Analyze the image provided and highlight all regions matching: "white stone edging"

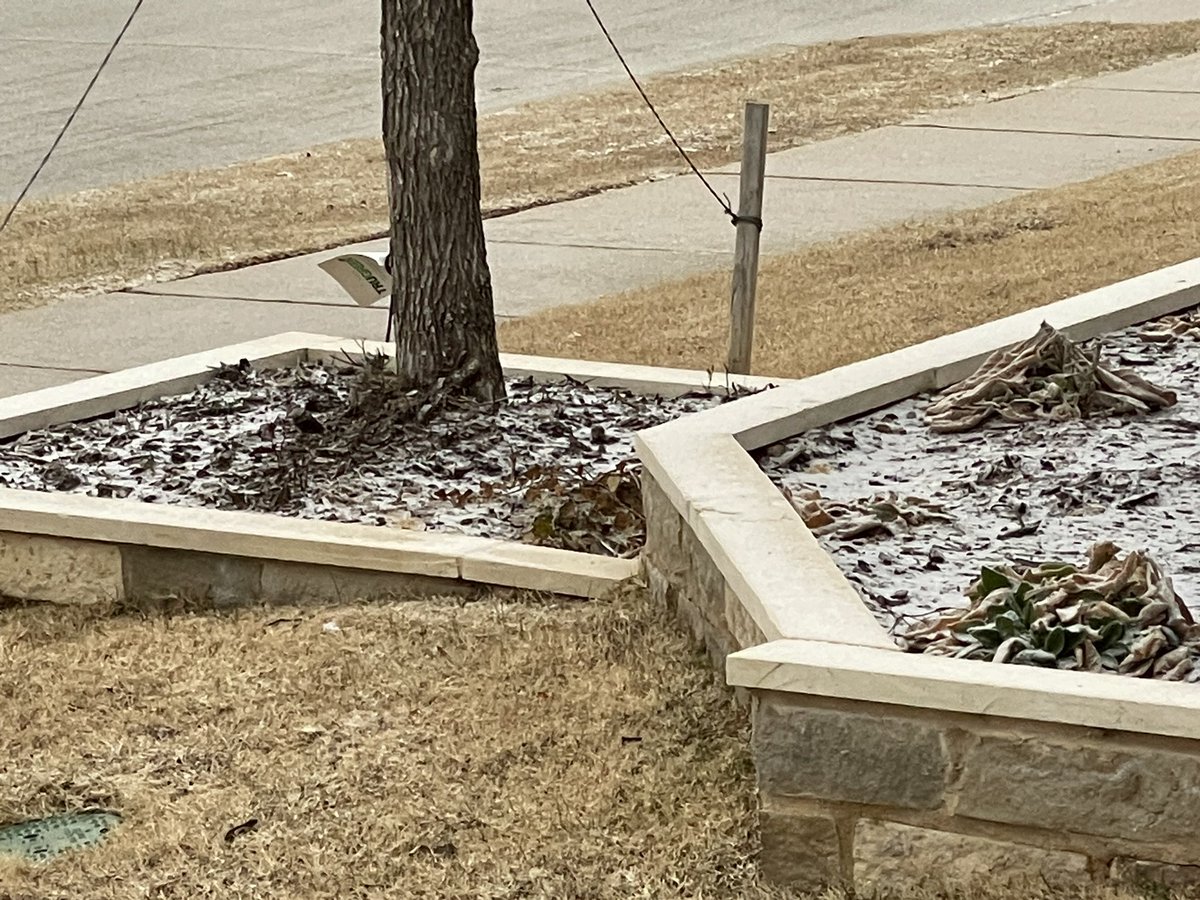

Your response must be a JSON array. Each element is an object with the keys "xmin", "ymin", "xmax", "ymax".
[
  {"xmin": 635, "ymin": 257, "xmax": 1200, "ymax": 736},
  {"xmin": 0, "ymin": 486, "xmax": 632, "ymax": 597},
  {"xmin": 0, "ymin": 333, "xmax": 781, "ymax": 599},
  {"xmin": 0, "ymin": 332, "xmax": 786, "ymax": 441},
  {"xmin": 728, "ymin": 639, "xmax": 1200, "ymax": 741}
]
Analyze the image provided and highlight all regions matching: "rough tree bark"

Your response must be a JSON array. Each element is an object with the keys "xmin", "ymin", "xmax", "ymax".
[{"xmin": 381, "ymin": 0, "xmax": 505, "ymax": 403}]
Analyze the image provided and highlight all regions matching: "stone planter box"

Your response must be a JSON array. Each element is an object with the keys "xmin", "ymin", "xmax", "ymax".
[
  {"xmin": 0, "ymin": 333, "xmax": 779, "ymax": 609},
  {"xmin": 636, "ymin": 258, "xmax": 1200, "ymax": 893}
]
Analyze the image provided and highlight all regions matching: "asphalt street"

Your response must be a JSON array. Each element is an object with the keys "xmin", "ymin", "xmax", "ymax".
[{"xmin": 1, "ymin": 0, "xmax": 1121, "ymax": 199}]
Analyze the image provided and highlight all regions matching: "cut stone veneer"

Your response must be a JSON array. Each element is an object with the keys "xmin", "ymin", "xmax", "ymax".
[
  {"xmin": 0, "ymin": 534, "xmax": 487, "ymax": 608},
  {"xmin": 0, "ymin": 530, "xmax": 123, "ymax": 605},
  {"xmin": 641, "ymin": 474, "xmax": 765, "ymax": 674},
  {"xmin": 753, "ymin": 692, "xmax": 1200, "ymax": 892},
  {"xmin": 853, "ymin": 820, "xmax": 1094, "ymax": 893}
]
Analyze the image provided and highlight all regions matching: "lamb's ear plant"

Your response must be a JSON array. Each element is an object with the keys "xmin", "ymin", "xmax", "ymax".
[
  {"xmin": 925, "ymin": 322, "xmax": 1176, "ymax": 433},
  {"xmin": 902, "ymin": 542, "xmax": 1199, "ymax": 681}
]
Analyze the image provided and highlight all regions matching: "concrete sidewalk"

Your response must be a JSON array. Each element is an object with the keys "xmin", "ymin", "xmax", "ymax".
[
  {"xmin": 3, "ymin": 48, "xmax": 1200, "ymax": 397},
  {"xmin": 1, "ymin": 0, "xmax": 1109, "ymax": 200}
]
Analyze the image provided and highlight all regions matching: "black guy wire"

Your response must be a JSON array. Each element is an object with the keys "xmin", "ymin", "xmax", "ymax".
[
  {"xmin": 583, "ymin": 0, "xmax": 758, "ymax": 230},
  {"xmin": 0, "ymin": 0, "xmax": 148, "ymax": 236}
]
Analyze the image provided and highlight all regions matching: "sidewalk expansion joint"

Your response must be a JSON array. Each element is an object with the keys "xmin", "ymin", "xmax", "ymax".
[
  {"xmin": 760, "ymin": 174, "xmax": 1031, "ymax": 192},
  {"xmin": 121, "ymin": 289, "xmax": 377, "ymax": 309},
  {"xmin": 487, "ymin": 239, "xmax": 728, "ymax": 255},
  {"xmin": 0, "ymin": 362, "xmax": 107, "ymax": 375},
  {"xmin": 899, "ymin": 123, "xmax": 1200, "ymax": 143},
  {"xmin": 2, "ymin": 34, "xmax": 377, "ymax": 60},
  {"xmin": 119, "ymin": 289, "xmax": 515, "ymax": 320},
  {"xmin": 1075, "ymin": 86, "xmax": 1200, "ymax": 97}
]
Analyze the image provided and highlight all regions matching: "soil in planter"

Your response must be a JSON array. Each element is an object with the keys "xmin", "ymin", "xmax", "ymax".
[
  {"xmin": 0, "ymin": 359, "xmax": 744, "ymax": 557},
  {"xmin": 759, "ymin": 308, "xmax": 1200, "ymax": 631}
]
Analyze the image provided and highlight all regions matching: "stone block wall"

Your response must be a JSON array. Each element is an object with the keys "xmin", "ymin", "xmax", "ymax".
[
  {"xmin": 0, "ymin": 530, "xmax": 123, "ymax": 605},
  {"xmin": 0, "ymin": 529, "xmax": 481, "ymax": 608},
  {"xmin": 755, "ymin": 690, "xmax": 1200, "ymax": 894},
  {"xmin": 641, "ymin": 474, "xmax": 766, "ymax": 675}
]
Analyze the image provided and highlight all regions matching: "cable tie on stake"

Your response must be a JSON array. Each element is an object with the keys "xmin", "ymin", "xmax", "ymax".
[{"xmin": 728, "ymin": 213, "xmax": 763, "ymax": 231}]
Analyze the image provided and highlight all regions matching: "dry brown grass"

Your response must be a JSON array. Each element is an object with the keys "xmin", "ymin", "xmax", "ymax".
[
  {"xmin": 0, "ymin": 587, "xmax": 782, "ymax": 899},
  {"xmin": 498, "ymin": 148, "xmax": 1200, "ymax": 378},
  {"xmin": 0, "ymin": 589, "xmax": 1175, "ymax": 899},
  {"xmin": 4, "ymin": 21, "xmax": 1200, "ymax": 314}
]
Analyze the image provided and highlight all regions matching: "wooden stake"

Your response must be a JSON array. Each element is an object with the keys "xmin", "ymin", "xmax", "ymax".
[{"xmin": 726, "ymin": 101, "xmax": 769, "ymax": 375}]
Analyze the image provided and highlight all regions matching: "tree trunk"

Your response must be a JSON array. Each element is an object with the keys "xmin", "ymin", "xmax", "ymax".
[{"xmin": 381, "ymin": 0, "xmax": 505, "ymax": 403}]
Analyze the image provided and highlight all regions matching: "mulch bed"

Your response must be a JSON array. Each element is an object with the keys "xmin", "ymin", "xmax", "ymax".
[
  {"xmin": 0, "ymin": 357, "xmax": 736, "ymax": 557},
  {"xmin": 759, "ymin": 309, "xmax": 1200, "ymax": 642}
]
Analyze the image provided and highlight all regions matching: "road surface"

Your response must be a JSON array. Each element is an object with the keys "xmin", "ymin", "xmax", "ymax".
[{"xmin": 1, "ymin": 0, "xmax": 1126, "ymax": 198}]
